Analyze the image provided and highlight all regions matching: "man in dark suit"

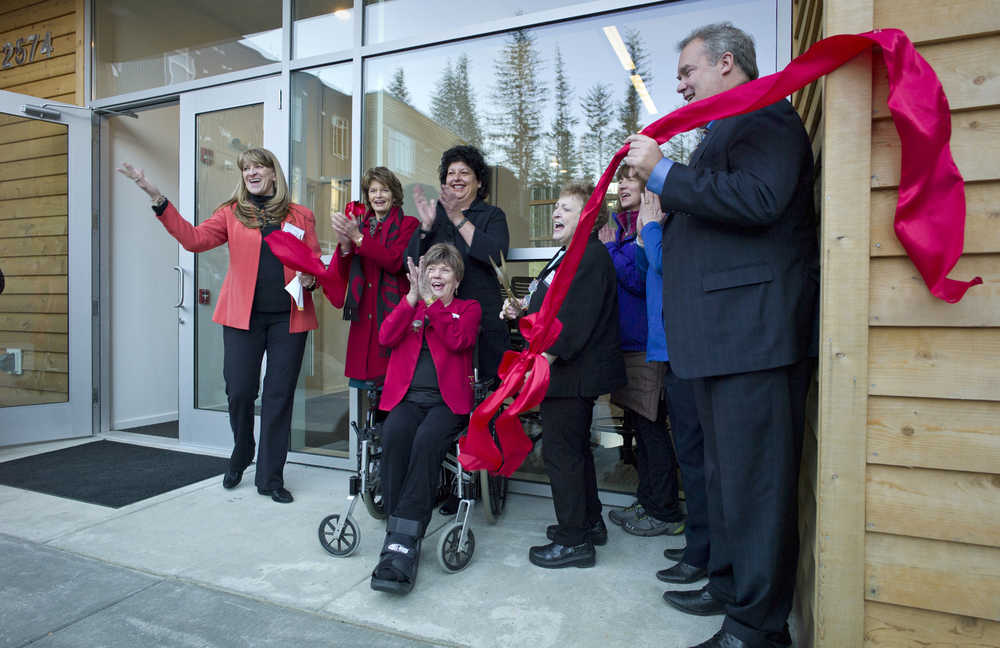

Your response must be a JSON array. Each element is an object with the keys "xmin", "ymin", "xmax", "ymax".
[{"xmin": 626, "ymin": 22, "xmax": 819, "ymax": 648}]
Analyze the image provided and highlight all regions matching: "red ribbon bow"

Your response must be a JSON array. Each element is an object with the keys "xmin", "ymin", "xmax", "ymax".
[{"xmin": 459, "ymin": 28, "xmax": 983, "ymax": 477}]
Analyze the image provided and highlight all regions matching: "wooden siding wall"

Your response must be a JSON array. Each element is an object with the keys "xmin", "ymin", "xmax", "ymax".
[
  {"xmin": 0, "ymin": 0, "xmax": 83, "ymax": 407},
  {"xmin": 864, "ymin": 0, "xmax": 1000, "ymax": 643},
  {"xmin": 791, "ymin": 1, "xmax": 824, "ymax": 645}
]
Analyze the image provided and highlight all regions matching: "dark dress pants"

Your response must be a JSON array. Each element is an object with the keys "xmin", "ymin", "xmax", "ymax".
[
  {"xmin": 222, "ymin": 311, "xmax": 307, "ymax": 491},
  {"xmin": 632, "ymin": 403, "xmax": 683, "ymax": 523},
  {"xmin": 380, "ymin": 400, "xmax": 465, "ymax": 530},
  {"xmin": 694, "ymin": 358, "xmax": 812, "ymax": 647},
  {"xmin": 663, "ymin": 363, "xmax": 709, "ymax": 568},
  {"xmin": 541, "ymin": 396, "xmax": 602, "ymax": 546}
]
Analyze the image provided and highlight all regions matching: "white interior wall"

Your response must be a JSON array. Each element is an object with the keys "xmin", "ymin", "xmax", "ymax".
[{"xmin": 108, "ymin": 104, "xmax": 180, "ymax": 429}]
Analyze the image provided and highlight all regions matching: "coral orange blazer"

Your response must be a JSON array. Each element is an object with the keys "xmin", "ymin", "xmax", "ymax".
[{"xmin": 157, "ymin": 201, "xmax": 321, "ymax": 333}]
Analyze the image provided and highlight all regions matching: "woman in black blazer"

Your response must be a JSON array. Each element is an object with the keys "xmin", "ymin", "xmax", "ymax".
[{"xmin": 502, "ymin": 181, "xmax": 626, "ymax": 569}]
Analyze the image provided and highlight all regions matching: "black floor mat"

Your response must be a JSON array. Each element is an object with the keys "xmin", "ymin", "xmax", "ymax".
[{"xmin": 0, "ymin": 440, "xmax": 230, "ymax": 508}]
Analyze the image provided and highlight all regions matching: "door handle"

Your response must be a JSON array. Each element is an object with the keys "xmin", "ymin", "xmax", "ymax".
[{"xmin": 173, "ymin": 265, "xmax": 184, "ymax": 308}]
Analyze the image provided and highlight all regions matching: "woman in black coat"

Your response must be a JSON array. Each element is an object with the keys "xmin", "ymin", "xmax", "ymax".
[
  {"xmin": 502, "ymin": 181, "xmax": 626, "ymax": 569},
  {"xmin": 406, "ymin": 145, "xmax": 510, "ymax": 382}
]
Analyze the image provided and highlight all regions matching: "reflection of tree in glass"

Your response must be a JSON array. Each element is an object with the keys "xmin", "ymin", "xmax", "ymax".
[
  {"xmin": 616, "ymin": 27, "xmax": 653, "ymax": 143},
  {"xmin": 430, "ymin": 55, "xmax": 483, "ymax": 148},
  {"xmin": 547, "ymin": 46, "xmax": 579, "ymax": 188},
  {"xmin": 664, "ymin": 117, "xmax": 700, "ymax": 166},
  {"xmin": 388, "ymin": 67, "xmax": 411, "ymax": 104},
  {"xmin": 581, "ymin": 83, "xmax": 614, "ymax": 181},
  {"xmin": 491, "ymin": 30, "xmax": 546, "ymax": 184}
]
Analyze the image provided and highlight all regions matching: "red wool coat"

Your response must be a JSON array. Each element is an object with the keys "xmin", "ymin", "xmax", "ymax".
[
  {"xmin": 378, "ymin": 297, "xmax": 481, "ymax": 415},
  {"xmin": 332, "ymin": 208, "xmax": 419, "ymax": 381},
  {"xmin": 157, "ymin": 201, "xmax": 321, "ymax": 333}
]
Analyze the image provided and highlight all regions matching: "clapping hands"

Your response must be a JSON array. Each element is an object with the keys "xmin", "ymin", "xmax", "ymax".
[
  {"xmin": 405, "ymin": 256, "xmax": 431, "ymax": 306},
  {"xmin": 413, "ymin": 186, "xmax": 437, "ymax": 232}
]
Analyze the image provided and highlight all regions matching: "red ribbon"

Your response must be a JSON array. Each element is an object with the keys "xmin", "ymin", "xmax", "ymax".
[
  {"xmin": 460, "ymin": 28, "xmax": 983, "ymax": 476},
  {"xmin": 263, "ymin": 200, "xmax": 369, "ymax": 308}
]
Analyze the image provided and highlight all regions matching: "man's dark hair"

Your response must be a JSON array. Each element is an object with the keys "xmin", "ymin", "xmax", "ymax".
[
  {"xmin": 679, "ymin": 22, "xmax": 759, "ymax": 81},
  {"xmin": 438, "ymin": 145, "xmax": 490, "ymax": 200}
]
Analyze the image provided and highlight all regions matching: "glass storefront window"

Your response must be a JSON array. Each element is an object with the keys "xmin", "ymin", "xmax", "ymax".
[
  {"xmin": 364, "ymin": 0, "xmax": 777, "ymax": 491},
  {"xmin": 288, "ymin": 64, "xmax": 354, "ymax": 457},
  {"xmin": 364, "ymin": 0, "xmax": 776, "ymax": 250},
  {"xmin": 364, "ymin": 0, "xmax": 584, "ymax": 45},
  {"xmin": 294, "ymin": 0, "xmax": 354, "ymax": 59},
  {"xmin": 93, "ymin": 0, "xmax": 281, "ymax": 99}
]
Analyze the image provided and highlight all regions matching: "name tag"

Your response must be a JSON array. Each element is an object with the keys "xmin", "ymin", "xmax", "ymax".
[{"xmin": 282, "ymin": 222, "xmax": 305, "ymax": 240}]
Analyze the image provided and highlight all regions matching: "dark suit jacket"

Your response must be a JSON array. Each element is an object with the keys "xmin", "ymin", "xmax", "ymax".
[
  {"xmin": 378, "ymin": 297, "xmax": 482, "ymax": 415},
  {"xmin": 527, "ymin": 234, "xmax": 627, "ymax": 398},
  {"xmin": 406, "ymin": 198, "xmax": 510, "ymax": 378},
  {"xmin": 659, "ymin": 99, "xmax": 819, "ymax": 379}
]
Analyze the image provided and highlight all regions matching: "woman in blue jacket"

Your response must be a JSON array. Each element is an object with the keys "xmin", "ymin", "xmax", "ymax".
[
  {"xmin": 635, "ymin": 190, "xmax": 711, "ymax": 586},
  {"xmin": 601, "ymin": 164, "xmax": 683, "ymax": 538}
]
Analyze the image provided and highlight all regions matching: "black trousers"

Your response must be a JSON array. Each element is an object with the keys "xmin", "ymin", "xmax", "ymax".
[
  {"xmin": 380, "ymin": 400, "xmax": 465, "ymax": 531},
  {"xmin": 631, "ymin": 403, "xmax": 683, "ymax": 522},
  {"xmin": 222, "ymin": 311, "xmax": 307, "ymax": 491},
  {"xmin": 695, "ymin": 358, "xmax": 812, "ymax": 646},
  {"xmin": 663, "ymin": 363, "xmax": 709, "ymax": 568},
  {"xmin": 541, "ymin": 396, "xmax": 602, "ymax": 546}
]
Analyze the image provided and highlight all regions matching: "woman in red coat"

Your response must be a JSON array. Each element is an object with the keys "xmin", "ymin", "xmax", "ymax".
[
  {"xmin": 330, "ymin": 167, "xmax": 419, "ymax": 385},
  {"xmin": 370, "ymin": 243, "xmax": 481, "ymax": 595},
  {"xmin": 117, "ymin": 149, "xmax": 320, "ymax": 504}
]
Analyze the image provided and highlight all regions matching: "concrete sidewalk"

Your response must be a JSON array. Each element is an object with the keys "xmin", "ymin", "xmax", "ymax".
[{"xmin": 0, "ymin": 436, "xmax": 732, "ymax": 648}]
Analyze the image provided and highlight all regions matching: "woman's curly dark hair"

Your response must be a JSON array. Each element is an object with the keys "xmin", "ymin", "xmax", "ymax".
[{"xmin": 438, "ymin": 145, "xmax": 490, "ymax": 201}]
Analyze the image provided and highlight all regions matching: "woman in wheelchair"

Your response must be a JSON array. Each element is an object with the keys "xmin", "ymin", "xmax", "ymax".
[{"xmin": 372, "ymin": 242, "xmax": 482, "ymax": 594}]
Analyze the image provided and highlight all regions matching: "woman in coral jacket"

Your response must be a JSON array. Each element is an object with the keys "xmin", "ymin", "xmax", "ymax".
[
  {"xmin": 329, "ymin": 167, "xmax": 419, "ymax": 385},
  {"xmin": 370, "ymin": 243, "xmax": 481, "ymax": 595},
  {"xmin": 117, "ymin": 149, "xmax": 320, "ymax": 504}
]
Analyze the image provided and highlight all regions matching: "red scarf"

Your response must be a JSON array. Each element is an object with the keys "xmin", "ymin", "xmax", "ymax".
[{"xmin": 458, "ymin": 28, "xmax": 983, "ymax": 477}]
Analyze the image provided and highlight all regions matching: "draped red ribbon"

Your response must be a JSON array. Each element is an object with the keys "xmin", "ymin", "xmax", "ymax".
[
  {"xmin": 263, "ymin": 200, "xmax": 368, "ymax": 308},
  {"xmin": 459, "ymin": 28, "xmax": 983, "ymax": 476}
]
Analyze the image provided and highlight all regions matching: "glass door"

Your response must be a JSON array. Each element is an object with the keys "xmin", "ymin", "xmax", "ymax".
[
  {"xmin": 0, "ymin": 90, "xmax": 93, "ymax": 446},
  {"xmin": 177, "ymin": 78, "xmax": 286, "ymax": 448}
]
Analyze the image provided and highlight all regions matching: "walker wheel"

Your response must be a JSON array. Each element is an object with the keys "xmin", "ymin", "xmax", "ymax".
[
  {"xmin": 318, "ymin": 514, "xmax": 360, "ymax": 557},
  {"xmin": 437, "ymin": 523, "xmax": 475, "ymax": 573},
  {"xmin": 479, "ymin": 469, "xmax": 507, "ymax": 524}
]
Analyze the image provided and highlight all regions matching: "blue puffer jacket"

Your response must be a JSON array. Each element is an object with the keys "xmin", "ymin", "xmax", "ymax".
[
  {"xmin": 636, "ymin": 221, "xmax": 668, "ymax": 362},
  {"xmin": 605, "ymin": 210, "xmax": 647, "ymax": 352}
]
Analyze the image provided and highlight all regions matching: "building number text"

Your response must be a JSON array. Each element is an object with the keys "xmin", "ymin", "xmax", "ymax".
[{"xmin": 2, "ymin": 32, "xmax": 54, "ymax": 69}]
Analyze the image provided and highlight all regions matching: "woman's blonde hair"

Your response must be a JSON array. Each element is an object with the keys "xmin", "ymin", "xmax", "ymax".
[
  {"xmin": 422, "ymin": 242, "xmax": 465, "ymax": 282},
  {"xmin": 220, "ymin": 147, "xmax": 291, "ymax": 228}
]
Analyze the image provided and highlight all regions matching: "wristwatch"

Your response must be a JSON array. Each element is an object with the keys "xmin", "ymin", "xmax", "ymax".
[{"xmin": 151, "ymin": 195, "xmax": 167, "ymax": 210}]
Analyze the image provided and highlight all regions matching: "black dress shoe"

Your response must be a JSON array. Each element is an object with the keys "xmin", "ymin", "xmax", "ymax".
[
  {"xmin": 528, "ymin": 541, "xmax": 595, "ymax": 569},
  {"xmin": 657, "ymin": 561, "xmax": 707, "ymax": 584},
  {"xmin": 662, "ymin": 585, "xmax": 725, "ymax": 616},
  {"xmin": 222, "ymin": 469, "xmax": 243, "ymax": 489},
  {"xmin": 546, "ymin": 517, "xmax": 608, "ymax": 546},
  {"xmin": 257, "ymin": 487, "xmax": 293, "ymax": 503},
  {"xmin": 663, "ymin": 546, "xmax": 686, "ymax": 562},
  {"xmin": 689, "ymin": 630, "xmax": 750, "ymax": 648}
]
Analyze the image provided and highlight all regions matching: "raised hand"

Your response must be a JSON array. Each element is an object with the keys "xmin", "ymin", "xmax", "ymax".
[
  {"xmin": 597, "ymin": 222, "xmax": 616, "ymax": 244},
  {"xmin": 405, "ymin": 257, "xmax": 421, "ymax": 305},
  {"xmin": 437, "ymin": 183, "xmax": 464, "ymax": 224},
  {"xmin": 412, "ymin": 185, "xmax": 437, "ymax": 232},
  {"xmin": 638, "ymin": 189, "xmax": 667, "ymax": 225},
  {"xmin": 117, "ymin": 162, "xmax": 162, "ymax": 202},
  {"xmin": 331, "ymin": 211, "xmax": 356, "ymax": 250}
]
